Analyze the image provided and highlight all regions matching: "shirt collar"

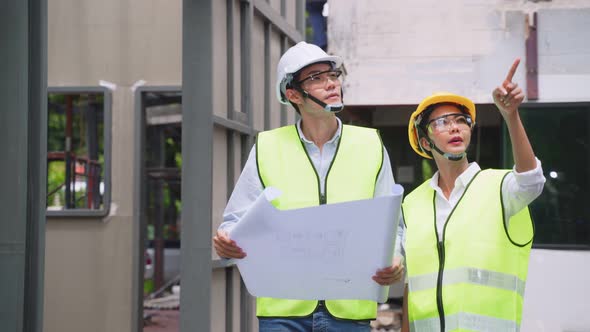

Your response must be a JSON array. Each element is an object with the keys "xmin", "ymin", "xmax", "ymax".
[
  {"xmin": 430, "ymin": 162, "xmax": 481, "ymax": 191},
  {"xmin": 296, "ymin": 117, "xmax": 342, "ymax": 145}
]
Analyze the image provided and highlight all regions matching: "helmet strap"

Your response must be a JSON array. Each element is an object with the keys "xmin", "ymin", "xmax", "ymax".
[
  {"xmin": 417, "ymin": 126, "xmax": 466, "ymax": 161},
  {"xmin": 294, "ymin": 86, "xmax": 344, "ymax": 113},
  {"xmin": 428, "ymin": 139, "xmax": 466, "ymax": 161}
]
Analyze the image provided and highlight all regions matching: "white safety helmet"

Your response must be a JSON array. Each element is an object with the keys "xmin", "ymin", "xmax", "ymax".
[{"xmin": 276, "ymin": 41, "xmax": 343, "ymax": 105}]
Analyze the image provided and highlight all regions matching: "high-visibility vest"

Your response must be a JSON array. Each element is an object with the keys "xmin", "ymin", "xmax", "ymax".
[
  {"xmin": 255, "ymin": 124, "xmax": 384, "ymax": 320},
  {"xmin": 402, "ymin": 169, "xmax": 534, "ymax": 331}
]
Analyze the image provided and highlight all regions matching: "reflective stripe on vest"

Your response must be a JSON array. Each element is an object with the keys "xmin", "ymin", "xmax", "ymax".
[
  {"xmin": 255, "ymin": 124, "xmax": 383, "ymax": 320},
  {"xmin": 409, "ymin": 267, "xmax": 526, "ymax": 297},
  {"xmin": 411, "ymin": 312, "xmax": 520, "ymax": 332},
  {"xmin": 402, "ymin": 169, "xmax": 534, "ymax": 331}
]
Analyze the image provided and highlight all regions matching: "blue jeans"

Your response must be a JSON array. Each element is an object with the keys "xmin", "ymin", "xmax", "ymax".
[{"xmin": 258, "ymin": 305, "xmax": 371, "ymax": 332}]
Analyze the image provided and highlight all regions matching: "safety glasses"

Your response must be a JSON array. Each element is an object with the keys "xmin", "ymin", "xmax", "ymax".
[
  {"xmin": 427, "ymin": 113, "xmax": 473, "ymax": 134},
  {"xmin": 296, "ymin": 69, "xmax": 343, "ymax": 88}
]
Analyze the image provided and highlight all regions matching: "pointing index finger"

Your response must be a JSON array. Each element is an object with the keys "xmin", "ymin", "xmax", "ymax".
[{"xmin": 505, "ymin": 58, "xmax": 521, "ymax": 83}]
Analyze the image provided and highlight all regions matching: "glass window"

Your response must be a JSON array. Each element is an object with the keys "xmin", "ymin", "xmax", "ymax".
[
  {"xmin": 46, "ymin": 88, "xmax": 111, "ymax": 216},
  {"xmin": 504, "ymin": 103, "xmax": 590, "ymax": 248}
]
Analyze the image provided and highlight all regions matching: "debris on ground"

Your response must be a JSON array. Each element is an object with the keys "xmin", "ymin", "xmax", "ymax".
[
  {"xmin": 144, "ymin": 293, "xmax": 180, "ymax": 310},
  {"xmin": 371, "ymin": 303, "xmax": 403, "ymax": 332}
]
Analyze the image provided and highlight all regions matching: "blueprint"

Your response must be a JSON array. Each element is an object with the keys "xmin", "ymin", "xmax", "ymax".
[{"xmin": 229, "ymin": 185, "xmax": 403, "ymax": 303}]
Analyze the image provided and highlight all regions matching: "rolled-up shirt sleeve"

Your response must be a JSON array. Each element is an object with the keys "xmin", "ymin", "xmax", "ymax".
[
  {"xmin": 219, "ymin": 146, "xmax": 263, "ymax": 233},
  {"xmin": 502, "ymin": 157, "xmax": 546, "ymax": 223},
  {"xmin": 374, "ymin": 148, "xmax": 394, "ymax": 198},
  {"xmin": 374, "ymin": 148, "xmax": 405, "ymax": 261}
]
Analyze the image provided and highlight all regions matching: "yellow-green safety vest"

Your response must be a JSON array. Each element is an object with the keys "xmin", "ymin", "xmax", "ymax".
[
  {"xmin": 255, "ymin": 124, "xmax": 383, "ymax": 320},
  {"xmin": 402, "ymin": 169, "xmax": 534, "ymax": 332}
]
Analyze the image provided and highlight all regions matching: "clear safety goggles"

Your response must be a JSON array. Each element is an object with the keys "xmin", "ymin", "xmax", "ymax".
[
  {"xmin": 297, "ymin": 69, "xmax": 343, "ymax": 88},
  {"xmin": 427, "ymin": 113, "xmax": 473, "ymax": 134}
]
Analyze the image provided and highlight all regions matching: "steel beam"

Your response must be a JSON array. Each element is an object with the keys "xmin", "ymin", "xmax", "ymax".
[
  {"xmin": 253, "ymin": 0, "xmax": 303, "ymax": 43},
  {"xmin": 0, "ymin": 0, "xmax": 47, "ymax": 331},
  {"xmin": 181, "ymin": 0, "xmax": 214, "ymax": 331}
]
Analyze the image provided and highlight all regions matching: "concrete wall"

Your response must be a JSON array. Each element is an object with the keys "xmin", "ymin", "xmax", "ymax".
[
  {"xmin": 328, "ymin": 0, "xmax": 590, "ymax": 105},
  {"xmin": 523, "ymin": 250, "xmax": 590, "ymax": 332},
  {"xmin": 537, "ymin": 8, "xmax": 590, "ymax": 102}
]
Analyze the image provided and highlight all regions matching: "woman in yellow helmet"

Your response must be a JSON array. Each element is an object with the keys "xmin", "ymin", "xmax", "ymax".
[{"xmin": 401, "ymin": 59, "xmax": 546, "ymax": 332}]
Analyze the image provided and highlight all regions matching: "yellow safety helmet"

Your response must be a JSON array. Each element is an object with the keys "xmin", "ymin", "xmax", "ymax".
[{"xmin": 408, "ymin": 92, "xmax": 476, "ymax": 159}]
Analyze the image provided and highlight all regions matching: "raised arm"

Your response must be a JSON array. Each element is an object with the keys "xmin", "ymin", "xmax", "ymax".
[{"xmin": 492, "ymin": 58, "xmax": 537, "ymax": 173}]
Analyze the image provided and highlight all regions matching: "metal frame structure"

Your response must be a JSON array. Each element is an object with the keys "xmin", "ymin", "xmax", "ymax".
[
  {"xmin": 132, "ymin": 80, "xmax": 262, "ymax": 329},
  {"xmin": 134, "ymin": 86, "xmax": 186, "ymax": 332},
  {"xmin": 45, "ymin": 86, "xmax": 112, "ymax": 218},
  {"xmin": 132, "ymin": 84, "xmax": 259, "ymax": 332},
  {"xmin": 2, "ymin": 0, "xmax": 303, "ymax": 330},
  {"xmin": 133, "ymin": 0, "xmax": 304, "ymax": 331}
]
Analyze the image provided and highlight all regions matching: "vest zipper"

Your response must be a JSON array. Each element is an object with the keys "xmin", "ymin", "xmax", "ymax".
[
  {"xmin": 436, "ymin": 241, "xmax": 446, "ymax": 332},
  {"xmin": 432, "ymin": 170, "xmax": 482, "ymax": 331},
  {"xmin": 432, "ymin": 190, "xmax": 446, "ymax": 332},
  {"xmin": 320, "ymin": 193, "xmax": 327, "ymax": 205}
]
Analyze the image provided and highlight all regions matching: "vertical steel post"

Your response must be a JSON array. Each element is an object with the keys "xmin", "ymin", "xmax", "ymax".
[
  {"xmin": 226, "ymin": 1, "xmax": 236, "ymax": 331},
  {"xmin": 264, "ymin": 22, "xmax": 272, "ymax": 130},
  {"xmin": 65, "ymin": 95, "xmax": 73, "ymax": 208},
  {"xmin": 0, "ymin": 0, "xmax": 47, "ymax": 331},
  {"xmin": 181, "ymin": 0, "xmax": 214, "ymax": 331},
  {"xmin": 240, "ymin": 2, "xmax": 255, "ymax": 331},
  {"xmin": 525, "ymin": 12, "xmax": 539, "ymax": 100}
]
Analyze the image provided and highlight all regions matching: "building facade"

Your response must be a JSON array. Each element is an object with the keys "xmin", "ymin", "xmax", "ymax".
[{"xmin": 44, "ymin": 1, "xmax": 303, "ymax": 331}]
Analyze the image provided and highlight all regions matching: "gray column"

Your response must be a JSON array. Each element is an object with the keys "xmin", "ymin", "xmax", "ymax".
[
  {"xmin": 181, "ymin": 0, "xmax": 214, "ymax": 331},
  {"xmin": 0, "ymin": 0, "xmax": 47, "ymax": 331}
]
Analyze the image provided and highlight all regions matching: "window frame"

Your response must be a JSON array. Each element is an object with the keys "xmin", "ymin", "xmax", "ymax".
[
  {"xmin": 506, "ymin": 101, "xmax": 590, "ymax": 250},
  {"xmin": 46, "ymin": 86, "xmax": 112, "ymax": 218}
]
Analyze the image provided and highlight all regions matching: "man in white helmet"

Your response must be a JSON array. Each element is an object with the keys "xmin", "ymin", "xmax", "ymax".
[{"xmin": 213, "ymin": 41, "xmax": 404, "ymax": 331}]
